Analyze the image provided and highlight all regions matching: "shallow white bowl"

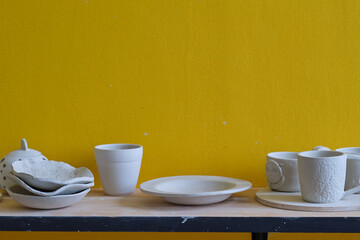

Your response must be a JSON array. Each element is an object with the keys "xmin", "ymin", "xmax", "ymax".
[
  {"xmin": 140, "ymin": 175, "xmax": 252, "ymax": 205},
  {"xmin": 7, "ymin": 173, "xmax": 94, "ymax": 196},
  {"xmin": 12, "ymin": 159, "xmax": 94, "ymax": 191},
  {"xmin": 7, "ymin": 185, "xmax": 90, "ymax": 209}
]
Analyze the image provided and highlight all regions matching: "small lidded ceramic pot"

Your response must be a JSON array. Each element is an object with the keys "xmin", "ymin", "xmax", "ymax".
[
  {"xmin": 265, "ymin": 152, "xmax": 300, "ymax": 192},
  {"xmin": 0, "ymin": 139, "xmax": 48, "ymax": 191}
]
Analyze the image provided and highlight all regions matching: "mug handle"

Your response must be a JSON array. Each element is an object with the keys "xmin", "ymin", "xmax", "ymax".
[
  {"xmin": 344, "ymin": 185, "xmax": 360, "ymax": 197},
  {"xmin": 313, "ymin": 146, "xmax": 331, "ymax": 151}
]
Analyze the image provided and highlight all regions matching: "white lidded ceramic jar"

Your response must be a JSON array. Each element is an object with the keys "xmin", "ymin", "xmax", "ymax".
[{"xmin": 0, "ymin": 139, "xmax": 48, "ymax": 191}]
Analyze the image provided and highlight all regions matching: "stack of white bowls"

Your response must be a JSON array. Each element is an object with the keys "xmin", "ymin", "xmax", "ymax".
[{"xmin": 6, "ymin": 159, "xmax": 94, "ymax": 209}]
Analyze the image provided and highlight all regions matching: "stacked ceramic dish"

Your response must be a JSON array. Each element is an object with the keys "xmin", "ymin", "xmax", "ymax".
[
  {"xmin": 7, "ymin": 159, "xmax": 94, "ymax": 209},
  {"xmin": 0, "ymin": 139, "xmax": 94, "ymax": 209}
]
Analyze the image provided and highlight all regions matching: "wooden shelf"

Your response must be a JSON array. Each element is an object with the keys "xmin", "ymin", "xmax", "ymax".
[{"xmin": 1, "ymin": 188, "xmax": 360, "ymax": 238}]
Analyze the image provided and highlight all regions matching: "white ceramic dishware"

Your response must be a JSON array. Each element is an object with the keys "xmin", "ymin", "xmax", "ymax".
[
  {"xmin": 0, "ymin": 139, "xmax": 48, "ymax": 191},
  {"xmin": 95, "ymin": 143, "xmax": 143, "ymax": 196},
  {"xmin": 7, "ymin": 173, "xmax": 94, "ymax": 196},
  {"xmin": 140, "ymin": 175, "xmax": 252, "ymax": 205},
  {"xmin": 12, "ymin": 159, "xmax": 94, "ymax": 191},
  {"xmin": 297, "ymin": 150, "xmax": 360, "ymax": 203},
  {"xmin": 265, "ymin": 152, "xmax": 300, "ymax": 192},
  {"xmin": 7, "ymin": 185, "xmax": 90, "ymax": 209},
  {"xmin": 314, "ymin": 146, "xmax": 360, "ymax": 193},
  {"xmin": 336, "ymin": 147, "xmax": 360, "ymax": 193}
]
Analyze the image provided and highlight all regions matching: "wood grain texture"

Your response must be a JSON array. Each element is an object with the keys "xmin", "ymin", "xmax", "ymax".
[
  {"xmin": 2, "ymin": 188, "xmax": 360, "ymax": 217},
  {"xmin": 256, "ymin": 189, "xmax": 360, "ymax": 212}
]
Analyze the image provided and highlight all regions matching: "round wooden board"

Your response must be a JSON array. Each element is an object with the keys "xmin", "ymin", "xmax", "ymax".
[{"xmin": 256, "ymin": 189, "xmax": 360, "ymax": 212}]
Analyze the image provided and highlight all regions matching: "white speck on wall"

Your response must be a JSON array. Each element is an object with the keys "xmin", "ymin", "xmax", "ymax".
[
  {"xmin": 275, "ymin": 136, "xmax": 279, "ymax": 139},
  {"xmin": 256, "ymin": 142, "xmax": 258, "ymax": 144},
  {"xmin": 204, "ymin": 124, "xmax": 206, "ymax": 127},
  {"xmin": 113, "ymin": 16, "xmax": 116, "ymax": 18},
  {"xmin": 144, "ymin": 132, "xmax": 148, "ymax": 136},
  {"xmin": 223, "ymin": 121, "xmax": 226, "ymax": 125},
  {"xmin": 85, "ymin": 0, "xmax": 87, "ymax": 3},
  {"xmin": 110, "ymin": 84, "xmax": 112, "ymax": 87}
]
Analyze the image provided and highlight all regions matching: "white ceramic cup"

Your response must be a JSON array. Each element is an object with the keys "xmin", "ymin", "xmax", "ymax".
[
  {"xmin": 314, "ymin": 146, "xmax": 360, "ymax": 193},
  {"xmin": 297, "ymin": 150, "xmax": 360, "ymax": 203},
  {"xmin": 265, "ymin": 152, "xmax": 300, "ymax": 192},
  {"xmin": 94, "ymin": 144, "xmax": 143, "ymax": 196},
  {"xmin": 336, "ymin": 147, "xmax": 360, "ymax": 193}
]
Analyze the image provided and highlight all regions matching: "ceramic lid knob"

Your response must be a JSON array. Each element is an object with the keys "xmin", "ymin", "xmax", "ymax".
[
  {"xmin": 20, "ymin": 138, "xmax": 28, "ymax": 151},
  {"xmin": 5, "ymin": 139, "xmax": 42, "ymax": 158}
]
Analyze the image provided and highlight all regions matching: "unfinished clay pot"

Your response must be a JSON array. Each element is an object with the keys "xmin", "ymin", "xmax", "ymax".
[{"xmin": 266, "ymin": 152, "xmax": 300, "ymax": 192}]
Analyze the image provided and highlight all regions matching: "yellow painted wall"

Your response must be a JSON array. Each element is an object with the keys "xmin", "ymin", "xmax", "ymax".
[{"xmin": 1, "ymin": 0, "xmax": 360, "ymax": 239}]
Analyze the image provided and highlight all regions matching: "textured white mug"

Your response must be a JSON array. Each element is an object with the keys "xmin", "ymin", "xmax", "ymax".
[
  {"xmin": 298, "ymin": 150, "xmax": 360, "ymax": 203},
  {"xmin": 95, "ymin": 143, "xmax": 143, "ymax": 196},
  {"xmin": 336, "ymin": 147, "xmax": 360, "ymax": 193},
  {"xmin": 314, "ymin": 146, "xmax": 360, "ymax": 193}
]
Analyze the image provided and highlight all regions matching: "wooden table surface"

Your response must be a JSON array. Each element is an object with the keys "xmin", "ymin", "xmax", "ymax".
[
  {"xmin": 1, "ymin": 188, "xmax": 360, "ymax": 217},
  {"xmin": 1, "ymin": 188, "xmax": 360, "ymax": 235}
]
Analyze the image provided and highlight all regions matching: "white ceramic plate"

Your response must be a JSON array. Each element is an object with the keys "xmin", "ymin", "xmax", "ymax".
[
  {"xmin": 7, "ymin": 185, "xmax": 90, "ymax": 209},
  {"xmin": 12, "ymin": 159, "xmax": 94, "ymax": 191},
  {"xmin": 7, "ymin": 173, "xmax": 94, "ymax": 196},
  {"xmin": 140, "ymin": 175, "xmax": 252, "ymax": 205}
]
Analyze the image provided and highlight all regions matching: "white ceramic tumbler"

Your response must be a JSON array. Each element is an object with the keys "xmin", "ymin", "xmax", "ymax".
[{"xmin": 95, "ymin": 144, "xmax": 143, "ymax": 196}]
